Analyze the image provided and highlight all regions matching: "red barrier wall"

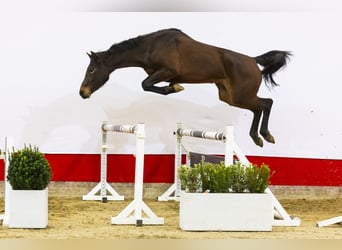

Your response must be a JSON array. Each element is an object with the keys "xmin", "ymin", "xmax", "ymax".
[{"xmin": 2, "ymin": 154, "xmax": 342, "ymax": 186}]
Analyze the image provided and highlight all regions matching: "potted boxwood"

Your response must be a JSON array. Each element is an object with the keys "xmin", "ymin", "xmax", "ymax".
[
  {"xmin": 178, "ymin": 161, "xmax": 273, "ymax": 231},
  {"xmin": 6, "ymin": 144, "xmax": 52, "ymax": 228}
]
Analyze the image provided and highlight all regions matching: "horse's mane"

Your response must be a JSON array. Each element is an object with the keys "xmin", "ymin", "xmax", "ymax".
[
  {"xmin": 108, "ymin": 28, "xmax": 183, "ymax": 53},
  {"xmin": 108, "ymin": 37, "xmax": 142, "ymax": 53}
]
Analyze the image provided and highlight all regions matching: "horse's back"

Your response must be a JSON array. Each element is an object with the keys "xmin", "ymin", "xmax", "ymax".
[
  {"xmin": 146, "ymin": 28, "xmax": 189, "ymax": 47},
  {"xmin": 145, "ymin": 29, "xmax": 189, "ymax": 62},
  {"xmin": 175, "ymin": 34, "xmax": 259, "ymax": 82},
  {"xmin": 146, "ymin": 29, "xmax": 261, "ymax": 83}
]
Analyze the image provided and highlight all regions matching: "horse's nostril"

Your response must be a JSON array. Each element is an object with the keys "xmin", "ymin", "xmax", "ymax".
[{"xmin": 79, "ymin": 91, "xmax": 86, "ymax": 98}]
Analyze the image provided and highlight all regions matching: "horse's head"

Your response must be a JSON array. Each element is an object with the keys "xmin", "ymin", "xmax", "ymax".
[{"xmin": 79, "ymin": 51, "xmax": 111, "ymax": 99}]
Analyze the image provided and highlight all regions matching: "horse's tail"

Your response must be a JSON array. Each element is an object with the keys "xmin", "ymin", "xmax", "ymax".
[{"xmin": 254, "ymin": 50, "xmax": 292, "ymax": 87}]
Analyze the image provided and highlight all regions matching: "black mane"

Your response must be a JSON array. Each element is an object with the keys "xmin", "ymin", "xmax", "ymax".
[
  {"xmin": 109, "ymin": 37, "xmax": 143, "ymax": 53},
  {"xmin": 108, "ymin": 28, "xmax": 183, "ymax": 53}
]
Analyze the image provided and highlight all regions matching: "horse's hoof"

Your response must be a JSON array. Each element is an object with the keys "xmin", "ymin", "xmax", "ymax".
[
  {"xmin": 262, "ymin": 133, "xmax": 275, "ymax": 144},
  {"xmin": 252, "ymin": 137, "xmax": 263, "ymax": 147},
  {"xmin": 172, "ymin": 83, "xmax": 184, "ymax": 92},
  {"xmin": 266, "ymin": 135, "xmax": 275, "ymax": 144}
]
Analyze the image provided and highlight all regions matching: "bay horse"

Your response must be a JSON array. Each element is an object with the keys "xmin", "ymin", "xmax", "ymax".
[{"xmin": 79, "ymin": 28, "xmax": 291, "ymax": 147}]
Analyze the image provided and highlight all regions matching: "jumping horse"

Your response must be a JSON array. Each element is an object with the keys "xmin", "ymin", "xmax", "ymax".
[{"xmin": 79, "ymin": 28, "xmax": 291, "ymax": 147}]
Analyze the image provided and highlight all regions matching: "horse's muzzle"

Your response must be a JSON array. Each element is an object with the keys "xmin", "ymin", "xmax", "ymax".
[{"xmin": 79, "ymin": 85, "xmax": 91, "ymax": 99}]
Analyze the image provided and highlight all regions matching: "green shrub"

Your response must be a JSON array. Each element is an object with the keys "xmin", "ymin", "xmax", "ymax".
[
  {"xmin": 7, "ymin": 145, "xmax": 52, "ymax": 190},
  {"xmin": 197, "ymin": 161, "xmax": 231, "ymax": 193},
  {"xmin": 246, "ymin": 163, "xmax": 272, "ymax": 193},
  {"xmin": 178, "ymin": 161, "xmax": 271, "ymax": 193},
  {"xmin": 178, "ymin": 164, "xmax": 201, "ymax": 192},
  {"xmin": 228, "ymin": 162, "xmax": 248, "ymax": 193}
]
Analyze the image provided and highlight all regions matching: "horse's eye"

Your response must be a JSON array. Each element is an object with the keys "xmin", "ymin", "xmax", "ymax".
[{"xmin": 90, "ymin": 68, "xmax": 97, "ymax": 74}]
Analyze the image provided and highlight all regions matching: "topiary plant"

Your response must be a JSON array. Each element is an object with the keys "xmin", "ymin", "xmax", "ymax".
[{"xmin": 7, "ymin": 144, "xmax": 52, "ymax": 190}]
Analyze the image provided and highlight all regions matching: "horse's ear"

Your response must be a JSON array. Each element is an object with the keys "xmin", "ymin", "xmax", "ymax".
[
  {"xmin": 87, "ymin": 51, "xmax": 97, "ymax": 58},
  {"xmin": 87, "ymin": 51, "xmax": 101, "ymax": 64}
]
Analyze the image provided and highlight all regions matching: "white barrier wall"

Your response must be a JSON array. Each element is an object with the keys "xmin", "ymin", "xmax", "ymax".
[{"xmin": 1, "ymin": 8, "xmax": 342, "ymax": 160}]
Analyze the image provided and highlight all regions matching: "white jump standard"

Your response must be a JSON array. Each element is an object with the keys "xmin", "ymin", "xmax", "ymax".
[
  {"xmin": 159, "ymin": 123, "xmax": 300, "ymax": 227},
  {"xmin": 82, "ymin": 122, "xmax": 125, "ymax": 202},
  {"xmin": 108, "ymin": 122, "xmax": 164, "ymax": 226}
]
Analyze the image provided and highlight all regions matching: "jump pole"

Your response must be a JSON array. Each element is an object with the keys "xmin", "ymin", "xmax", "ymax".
[
  {"xmin": 158, "ymin": 123, "xmax": 300, "ymax": 227},
  {"xmin": 0, "ymin": 136, "xmax": 14, "ymax": 227},
  {"xmin": 110, "ymin": 122, "xmax": 164, "ymax": 226},
  {"xmin": 82, "ymin": 121, "xmax": 124, "ymax": 202}
]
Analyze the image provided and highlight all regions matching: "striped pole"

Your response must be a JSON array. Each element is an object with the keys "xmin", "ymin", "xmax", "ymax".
[
  {"xmin": 102, "ymin": 124, "xmax": 136, "ymax": 134},
  {"xmin": 177, "ymin": 128, "xmax": 225, "ymax": 141}
]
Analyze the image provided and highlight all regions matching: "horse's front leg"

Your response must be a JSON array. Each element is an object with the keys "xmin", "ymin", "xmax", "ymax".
[{"xmin": 141, "ymin": 70, "xmax": 183, "ymax": 95}]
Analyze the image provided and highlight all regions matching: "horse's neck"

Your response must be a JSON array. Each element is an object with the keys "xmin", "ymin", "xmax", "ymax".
[{"xmin": 105, "ymin": 43, "xmax": 147, "ymax": 70}]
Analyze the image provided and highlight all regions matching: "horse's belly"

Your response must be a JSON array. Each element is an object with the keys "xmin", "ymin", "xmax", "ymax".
[{"xmin": 178, "ymin": 68, "xmax": 225, "ymax": 83}]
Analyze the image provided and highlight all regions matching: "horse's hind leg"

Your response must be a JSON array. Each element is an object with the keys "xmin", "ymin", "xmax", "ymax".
[
  {"xmin": 248, "ymin": 97, "xmax": 275, "ymax": 146},
  {"xmin": 216, "ymin": 83, "xmax": 265, "ymax": 147},
  {"xmin": 259, "ymin": 98, "xmax": 275, "ymax": 143},
  {"xmin": 250, "ymin": 110, "xmax": 264, "ymax": 147},
  {"xmin": 249, "ymin": 97, "xmax": 275, "ymax": 146},
  {"xmin": 216, "ymin": 82, "xmax": 274, "ymax": 147}
]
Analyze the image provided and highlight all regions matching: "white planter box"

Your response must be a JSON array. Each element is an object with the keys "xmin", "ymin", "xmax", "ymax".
[
  {"xmin": 8, "ymin": 188, "xmax": 48, "ymax": 228},
  {"xmin": 180, "ymin": 191, "xmax": 273, "ymax": 231}
]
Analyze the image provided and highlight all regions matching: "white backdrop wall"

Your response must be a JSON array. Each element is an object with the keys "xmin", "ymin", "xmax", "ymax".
[{"xmin": 1, "ymin": 11, "xmax": 342, "ymax": 159}]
